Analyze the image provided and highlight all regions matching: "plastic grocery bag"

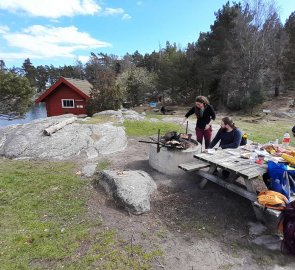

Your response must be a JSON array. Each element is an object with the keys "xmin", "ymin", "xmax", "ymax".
[{"xmin": 267, "ymin": 161, "xmax": 295, "ymax": 200}]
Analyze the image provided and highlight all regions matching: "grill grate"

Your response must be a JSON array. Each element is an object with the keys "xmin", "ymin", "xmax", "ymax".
[{"xmin": 139, "ymin": 130, "xmax": 198, "ymax": 153}]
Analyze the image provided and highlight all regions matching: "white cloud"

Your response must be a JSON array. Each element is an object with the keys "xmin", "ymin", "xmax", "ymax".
[
  {"xmin": 0, "ymin": 25, "xmax": 111, "ymax": 61},
  {"xmin": 103, "ymin": 7, "xmax": 124, "ymax": 16},
  {"xmin": 0, "ymin": 0, "xmax": 101, "ymax": 18},
  {"xmin": 0, "ymin": 25, "xmax": 10, "ymax": 34},
  {"xmin": 122, "ymin": 14, "xmax": 132, "ymax": 20},
  {"xmin": 0, "ymin": 1, "xmax": 130, "ymax": 19},
  {"xmin": 101, "ymin": 8, "xmax": 131, "ymax": 20},
  {"xmin": 77, "ymin": 55, "xmax": 90, "ymax": 63}
]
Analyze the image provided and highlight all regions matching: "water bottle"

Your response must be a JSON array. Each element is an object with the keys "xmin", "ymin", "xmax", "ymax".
[
  {"xmin": 282, "ymin": 131, "xmax": 290, "ymax": 147},
  {"xmin": 249, "ymin": 152, "xmax": 257, "ymax": 164}
]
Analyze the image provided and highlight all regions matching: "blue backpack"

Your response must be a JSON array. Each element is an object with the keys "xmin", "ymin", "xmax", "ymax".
[{"xmin": 267, "ymin": 161, "xmax": 295, "ymax": 200}]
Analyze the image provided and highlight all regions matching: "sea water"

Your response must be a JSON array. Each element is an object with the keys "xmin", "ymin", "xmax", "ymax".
[{"xmin": 0, "ymin": 103, "xmax": 47, "ymax": 128}]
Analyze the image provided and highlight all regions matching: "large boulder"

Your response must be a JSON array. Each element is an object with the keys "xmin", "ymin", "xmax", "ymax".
[
  {"xmin": 93, "ymin": 110, "xmax": 123, "ymax": 118},
  {"xmin": 92, "ymin": 109, "xmax": 145, "ymax": 122},
  {"xmin": 122, "ymin": 110, "xmax": 145, "ymax": 121},
  {"xmin": 0, "ymin": 115, "xmax": 127, "ymax": 160},
  {"xmin": 92, "ymin": 109, "xmax": 146, "ymax": 121},
  {"xmin": 99, "ymin": 170, "xmax": 157, "ymax": 214}
]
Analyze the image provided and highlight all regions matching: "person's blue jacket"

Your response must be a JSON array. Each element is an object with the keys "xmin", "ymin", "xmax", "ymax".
[{"xmin": 209, "ymin": 128, "xmax": 242, "ymax": 149}]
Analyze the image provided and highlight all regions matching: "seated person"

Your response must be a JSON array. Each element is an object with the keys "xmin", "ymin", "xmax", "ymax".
[
  {"xmin": 208, "ymin": 116, "xmax": 242, "ymax": 179},
  {"xmin": 208, "ymin": 116, "xmax": 242, "ymax": 149},
  {"xmin": 160, "ymin": 106, "xmax": 166, "ymax": 114}
]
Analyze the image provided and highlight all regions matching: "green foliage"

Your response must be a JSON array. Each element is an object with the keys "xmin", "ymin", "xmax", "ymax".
[
  {"xmin": 22, "ymin": 58, "xmax": 36, "ymax": 88},
  {"xmin": 193, "ymin": 1, "xmax": 287, "ymax": 109},
  {"xmin": 0, "ymin": 71, "xmax": 35, "ymax": 115},
  {"xmin": 0, "ymin": 59, "xmax": 7, "ymax": 71},
  {"xmin": 283, "ymin": 12, "xmax": 295, "ymax": 91},
  {"xmin": 117, "ymin": 67, "xmax": 157, "ymax": 106},
  {"xmin": 4, "ymin": 2, "xmax": 291, "ymax": 111},
  {"xmin": 86, "ymin": 53, "xmax": 124, "ymax": 115},
  {"xmin": 195, "ymin": 2, "xmax": 242, "ymax": 106},
  {"xmin": 0, "ymin": 160, "xmax": 162, "ymax": 269},
  {"xmin": 240, "ymin": 88, "xmax": 265, "ymax": 113},
  {"xmin": 157, "ymin": 42, "xmax": 190, "ymax": 103},
  {"xmin": 227, "ymin": 82, "xmax": 266, "ymax": 112},
  {"xmin": 86, "ymin": 84, "xmax": 123, "ymax": 116},
  {"xmin": 124, "ymin": 119, "xmax": 182, "ymax": 136}
]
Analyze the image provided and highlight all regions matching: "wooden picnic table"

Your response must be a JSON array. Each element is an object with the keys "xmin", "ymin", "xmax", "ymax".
[
  {"xmin": 192, "ymin": 148, "xmax": 273, "ymax": 221},
  {"xmin": 179, "ymin": 147, "xmax": 295, "ymax": 225}
]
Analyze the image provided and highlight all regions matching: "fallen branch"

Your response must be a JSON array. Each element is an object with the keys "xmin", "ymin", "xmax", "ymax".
[{"xmin": 43, "ymin": 117, "xmax": 77, "ymax": 136}]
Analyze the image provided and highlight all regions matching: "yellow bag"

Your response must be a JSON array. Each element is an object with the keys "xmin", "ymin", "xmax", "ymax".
[
  {"xmin": 281, "ymin": 153, "xmax": 295, "ymax": 165},
  {"xmin": 257, "ymin": 190, "xmax": 289, "ymax": 210}
]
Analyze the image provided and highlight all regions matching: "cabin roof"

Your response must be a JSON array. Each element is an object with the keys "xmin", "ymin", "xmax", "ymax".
[
  {"xmin": 35, "ymin": 77, "xmax": 92, "ymax": 104},
  {"xmin": 62, "ymin": 77, "xmax": 92, "ymax": 96}
]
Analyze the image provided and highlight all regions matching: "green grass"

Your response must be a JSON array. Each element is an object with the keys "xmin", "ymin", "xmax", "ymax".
[
  {"xmin": 218, "ymin": 263, "xmax": 234, "ymax": 270},
  {"xmin": 0, "ymin": 159, "xmax": 161, "ymax": 269},
  {"xmin": 144, "ymin": 112, "xmax": 165, "ymax": 120},
  {"xmin": 97, "ymin": 159, "xmax": 111, "ymax": 171},
  {"xmin": 234, "ymin": 118, "xmax": 295, "ymax": 147},
  {"xmin": 79, "ymin": 115, "xmax": 118, "ymax": 125},
  {"xmin": 124, "ymin": 115, "xmax": 295, "ymax": 147},
  {"xmin": 124, "ymin": 120, "xmax": 182, "ymax": 137}
]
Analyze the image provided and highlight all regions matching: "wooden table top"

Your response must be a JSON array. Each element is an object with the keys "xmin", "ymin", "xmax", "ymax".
[{"xmin": 194, "ymin": 148, "xmax": 267, "ymax": 180}]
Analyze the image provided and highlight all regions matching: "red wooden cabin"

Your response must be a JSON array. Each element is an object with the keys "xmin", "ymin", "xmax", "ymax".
[{"xmin": 35, "ymin": 77, "xmax": 92, "ymax": 117}]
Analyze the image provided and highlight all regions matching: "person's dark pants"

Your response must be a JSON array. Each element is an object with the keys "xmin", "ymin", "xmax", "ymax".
[
  {"xmin": 263, "ymin": 172, "xmax": 271, "ymax": 189},
  {"xmin": 213, "ymin": 169, "xmax": 230, "ymax": 179},
  {"xmin": 195, "ymin": 126, "xmax": 212, "ymax": 149},
  {"xmin": 222, "ymin": 170, "xmax": 230, "ymax": 179}
]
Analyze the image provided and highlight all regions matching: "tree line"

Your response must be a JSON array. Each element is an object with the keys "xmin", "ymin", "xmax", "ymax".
[{"xmin": 1, "ymin": 1, "xmax": 294, "ymax": 116}]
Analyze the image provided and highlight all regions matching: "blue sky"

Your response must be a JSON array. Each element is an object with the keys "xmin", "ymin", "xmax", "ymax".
[{"xmin": 0, "ymin": 0, "xmax": 294, "ymax": 68}]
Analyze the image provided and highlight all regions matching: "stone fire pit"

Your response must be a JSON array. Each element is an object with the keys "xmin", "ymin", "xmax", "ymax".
[{"xmin": 149, "ymin": 143, "xmax": 200, "ymax": 175}]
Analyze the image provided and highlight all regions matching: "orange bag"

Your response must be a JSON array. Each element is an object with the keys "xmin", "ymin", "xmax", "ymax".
[{"xmin": 257, "ymin": 190, "xmax": 289, "ymax": 211}]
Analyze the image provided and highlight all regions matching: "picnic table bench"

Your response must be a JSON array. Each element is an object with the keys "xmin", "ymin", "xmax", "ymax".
[{"xmin": 179, "ymin": 147, "xmax": 289, "ymax": 223}]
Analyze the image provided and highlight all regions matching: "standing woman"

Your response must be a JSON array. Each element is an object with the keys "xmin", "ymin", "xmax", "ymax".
[{"xmin": 183, "ymin": 96, "xmax": 216, "ymax": 149}]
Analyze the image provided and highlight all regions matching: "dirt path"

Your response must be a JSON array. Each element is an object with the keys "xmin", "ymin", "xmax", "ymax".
[{"xmin": 88, "ymin": 135, "xmax": 295, "ymax": 270}]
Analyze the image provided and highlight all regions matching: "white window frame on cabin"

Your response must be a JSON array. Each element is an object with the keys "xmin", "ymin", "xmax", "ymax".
[{"xmin": 61, "ymin": 99, "xmax": 75, "ymax": 108}]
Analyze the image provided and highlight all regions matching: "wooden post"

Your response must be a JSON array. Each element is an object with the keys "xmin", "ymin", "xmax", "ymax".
[
  {"xmin": 199, "ymin": 164, "xmax": 216, "ymax": 189},
  {"xmin": 243, "ymin": 178, "xmax": 265, "ymax": 221}
]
